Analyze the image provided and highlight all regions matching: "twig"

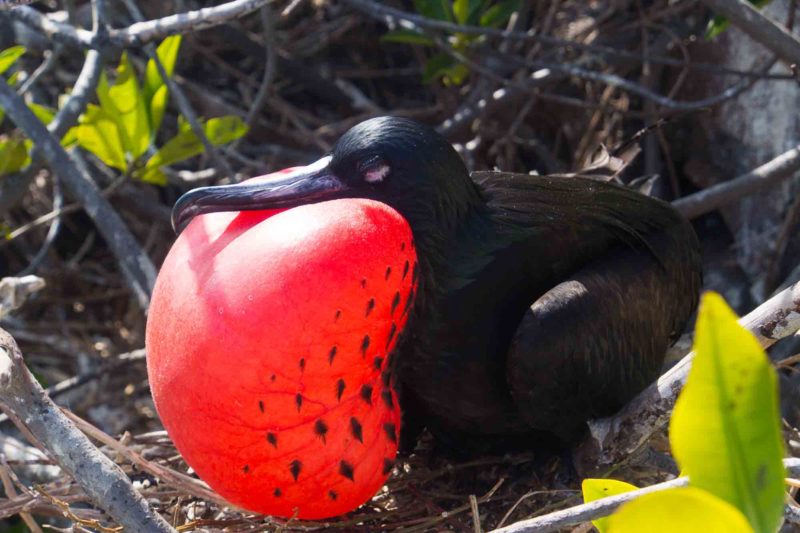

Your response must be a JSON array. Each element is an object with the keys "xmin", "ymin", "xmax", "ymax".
[
  {"xmin": 0, "ymin": 276, "xmax": 46, "ymax": 319},
  {"xmin": 0, "ymin": 78, "xmax": 156, "ymax": 310},
  {"xmin": 698, "ymin": 0, "xmax": 800, "ymax": 67},
  {"xmin": 0, "ymin": 328, "xmax": 175, "ymax": 532},
  {"xmin": 490, "ymin": 458, "xmax": 800, "ymax": 533},
  {"xmin": 574, "ymin": 282, "xmax": 800, "ymax": 477},
  {"xmin": 673, "ymin": 143, "xmax": 800, "ymax": 219}
]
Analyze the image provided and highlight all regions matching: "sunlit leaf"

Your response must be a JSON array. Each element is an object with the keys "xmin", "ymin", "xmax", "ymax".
[
  {"xmin": 27, "ymin": 102, "xmax": 56, "ymax": 125},
  {"xmin": 0, "ymin": 46, "xmax": 25, "ymax": 75},
  {"xmin": 144, "ymin": 35, "xmax": 182, "ymax": 135},
  {"xmin": 479, "ymin": 0, "xmax": 521, "ymax": 27},
  {"xmin": 107, "ymin": 52, "xmax": 150, "ymax": 159},
  {"xmin": 582, "ymin": 479, "xmax": 638, "ymax": 533},
  {"xmin": 137, "ymin": 115, "xmax": 248, "ymax": 184},
  {"xmin": 75, "ymin": 104, "xmax": 127, "ymax": 171},
  {"xmin": 608, "ymin": 487, "xmax": 754, "ymax": 533},
  {"xmin": 381, "ymin": 29, "xmax": 435, "ymax": 46},
  {"xmin": 0, "ymin": 138, "xmax": 31, "ymax": 176},
  {"xmin": 670, "ymin": 292, "xmax": 785, "ymax": 533}
]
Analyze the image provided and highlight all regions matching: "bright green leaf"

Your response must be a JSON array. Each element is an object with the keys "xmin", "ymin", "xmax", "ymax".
[
  {"xmin": 27, "ymin": 102, "xmax": 56, "ymax": 125},
  {"xmin": 137, "ymin": 115, "xmax": 248, "ymax": 184},
  {"xmin": 381, "ymin": 29, "xmax": 436, "ymax": 46},
  {"xmin": 582, "ymin": 479, "xmax": 638, "ymax": 533},
  {"xmin": 107, "ymin": 52, "xmax": 150, "ymax": 159},
  {"xmin": 413, "ymin": 0, "xmax": 453, "ymax": 21},
  {"xmin": 479, "ymin": 0, "xmax": 521, "ymax": 28},
  {"xmin": 670, "ymin": 292, "xmax": 785, "ymax": 533},
  {"xmin": 608, "ymin": 487, "xmax": 754, "ymax": 533},
  {"xmin": 75, "ymin": 104, "xmax": 127, "ymax": 171},
  {"xmin": 0, "ymin": 46, "xmax": 25, "ymax": 75},
  {"xmin": 144, "ymin": 35, "xmax": 182, "ymax": 135},
  {"xmin": 0, "ymin": 138, "xmax": 31, "ymax": 176}
]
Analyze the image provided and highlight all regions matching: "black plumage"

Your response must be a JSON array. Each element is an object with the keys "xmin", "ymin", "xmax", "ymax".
[{"xmin": 172, "ymin": 116, "xmax": 702, "ymax": 452}]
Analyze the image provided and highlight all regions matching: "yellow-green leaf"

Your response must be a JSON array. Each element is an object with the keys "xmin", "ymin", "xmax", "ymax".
[
  {"xmin": 0, "ymin": 138, "xmax": 31, "ymax": 176},
  {"xmin": 75, "ymin": 104, "xmax": 127, "ymax": 171},
  {"xmin": 582, "ymin": 479, "xmax": 638, "ymax": 533},
  {"xmin": 107, "ymin": 52, "xmax": 150, "ymax": 159},
  {"xmin": 608, "ymin": 487, "xmax": 754, "ymax": 533},
  {"xmin": 453, "ymin": 0, "xmax": 483, "ymax": 24},
  {"xmin": 0, "ymin": 46, "xmax": 25, "ymax": 75},
  {"xmin": 670, "ymin": 292, "xmax": 785, "ymax": 533},
  {"xmin": 144, "ymin": 35, "xmax": 182, "ymax": 135},
  {"xmin": 137, "ymin": 115, "xmax": 248, "ymax": 184},
  {"xmin": 27, "ymin": 102, "xmax": 56, "ymax": 125}
]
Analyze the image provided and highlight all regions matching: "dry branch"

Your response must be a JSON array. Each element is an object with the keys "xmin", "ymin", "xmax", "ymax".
[
  {"xmin": 0, "ymin": 328, "xmax": 174, "ymax": 532},
  {"xmin": 698, "ymin": 0, "xmax": 800, "ymax": 66},
  {"xmin": 575, "ymin": 281, "xmax": 800, "ymax": 477}
]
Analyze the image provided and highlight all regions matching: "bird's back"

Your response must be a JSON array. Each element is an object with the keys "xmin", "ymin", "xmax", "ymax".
[{"xmin": 396, "ymin": 172, "xmax": 701, "ymax": 450}]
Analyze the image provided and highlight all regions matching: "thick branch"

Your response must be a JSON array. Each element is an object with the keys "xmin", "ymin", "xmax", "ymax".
[
  {"xmin": 698, "ymin": 0, "xmax": 800, "ymax": 66},
  {"xmin": 0, "ymin": 329, "xmax": 174, "ymax": 532},
  {"xmin": 574, "ymin": 282, "xmax": 800, "ymax": 477}
]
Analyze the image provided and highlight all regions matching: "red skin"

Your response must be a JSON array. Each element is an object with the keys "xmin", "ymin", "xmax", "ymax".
[{"xmin": 146, "ymin": 184, "xmax": 417, "ymax": 519}]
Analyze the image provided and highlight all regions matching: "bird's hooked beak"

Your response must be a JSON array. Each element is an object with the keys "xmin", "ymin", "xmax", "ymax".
[{"xmin": 171, "ymin": 156, "xmax": 346, "ymax": 233}]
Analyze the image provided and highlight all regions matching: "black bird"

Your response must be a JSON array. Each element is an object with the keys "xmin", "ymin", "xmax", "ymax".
[{"xmin": 172, "ymin": 116, "xmax": 702, "ymax": 452}]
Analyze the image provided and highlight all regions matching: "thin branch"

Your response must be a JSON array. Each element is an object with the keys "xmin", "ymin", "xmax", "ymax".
[
  {"xmin": 673, "ymin": 143, "xmax": 800, "ymax": 219},
  {"xmin": 698, "ymin": 0, "xmax": 800, "ymax": 66},
  {"xmin": 490, "ymin": 458, "xmax": 800, "ymax": 533},
  {"xmin": 0, "ymin": 328, "xmax": 175, "ymax": 532},
  {"xmin": 574, "ymin": 281, "xmax": 800, "ymax": 477}
]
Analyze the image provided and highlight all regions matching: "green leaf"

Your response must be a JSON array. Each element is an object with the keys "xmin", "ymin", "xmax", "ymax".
[
  {"xmin": 422, "ymin": 52, "xmax": 458, "ymax": 83},
  {"xmin": 75, "ymin": 104, "xmax": 127, "ymax": 171},
  {"xmin": 582, "ymin": 479, "xmax": 638, "ymax": 533},
  {"xmin": 381, "ymin": 29, "xmax": 435, "ymax": 46},
  {"xmin": 0, "ymin": 138, "xmax": 31, "ymax": 176},
  {"xmin": 705, "ymin": 0, "xmax": 773, "ymax": 39},
  {"xmin": 27, "ymin": 102, "xmax": 56, "ymax": 125},
  {"xmin": 107, "ymin": 52, "xmax": 150, "ymax": 159},
  {"xmin": 453, "ymin": 0, "xmax": 485, "ymax": 24},
  {"xmin": 413, "ymin": 0, "xmax": 453, "ymax": 21},
  {"xmin": 0, "ymin": 46, "xmax": 25, "ymax": 75},
  {"xmin": 137, "ymin": 115, "xmax": 248, "ymax": 184},
  {"xmin": 144, "ymin": 35, "xmax": 182, "ymax": 135},
  {"xmin": 608, "ymin": 487, "xmax": 754, "ymax": 533},
  {"xmin": 479, "ymin": 0, "xmax": 521, "ymax": 28},
  {"xmin": 670, "ymin": 292, "xmax": 785, "ymax": 533}
]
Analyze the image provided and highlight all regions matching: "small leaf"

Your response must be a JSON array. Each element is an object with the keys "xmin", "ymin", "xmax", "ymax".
[
  {"xmin": 107, "ymin": 52, "xmax": 150, "ymax": 159},
  {"xmin": 607, "ymin": 487, "xmax": 754, "ymax": 533},
  {"xmin": 670, "ymin": 292, "xmax": 785, "ymax": 533},
  {"xmin": 27, "ymin": 102, "xmax": 56, "ymax": 125},
  {"xmin": 144, "ymin": 35, "xmax": 182, "ymax": 135},
  {"xmin": 137, "ymin": 115, "xmax": 247, "ymax": 184},
  {"xmin": 479, "ymin": 0, "xmax": 521, "ymax": 28},
  {"xmin": 413, "ymin": 0, "xmax": 453, "ymax": 21},
  {"xmin": 0, "ymin": 46, "xmax": 25, "ymax": 75},
  {"xmin": 0, "ymin": 138, "xmax": 31, "ymax": 176},
  {"xmin": 75, "ymin": 104, "xmax": 127, "ymax": 171},
  {"xmin": 582, "ymin": 479, "xmax": 638, "ymax": 533},
  {"xmin": 422, "ymin": 52, "xmax": 458, "ymax": 83},
  {"xmin": 381, "ymin": 29, "xmax": 435, "ymax": 46}
]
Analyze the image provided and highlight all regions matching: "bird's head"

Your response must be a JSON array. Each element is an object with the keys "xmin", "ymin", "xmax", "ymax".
[{"xmin": 172, "ymin": 117, "xmax": 481, "ymax": 241}]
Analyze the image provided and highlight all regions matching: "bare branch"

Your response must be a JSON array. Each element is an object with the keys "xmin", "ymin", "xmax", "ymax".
[
  {"xmin": 673, "ymin": 143, "xmax": 800, "ymax": 219},
  {"xmin": 0, "ymin": 328, "xmax": 175, "ymax": 532},
  {"xmin": 574, "ymin": 281, "xmax": 800, "ymax": 477},
  {"xmin": 698, "ymin": 0, "xmax": 800, "ymax": 66}
]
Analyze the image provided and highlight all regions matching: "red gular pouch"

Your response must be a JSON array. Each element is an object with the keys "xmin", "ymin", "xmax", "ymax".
[{"xmin": 146, "ymin": 175, "xmax": 418, "ymax": 519}]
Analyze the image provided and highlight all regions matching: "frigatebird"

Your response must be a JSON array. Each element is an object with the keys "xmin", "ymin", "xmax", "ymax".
[{"xmin": 169, "ymin": 116, "xmax": 702, "ymax": 454}]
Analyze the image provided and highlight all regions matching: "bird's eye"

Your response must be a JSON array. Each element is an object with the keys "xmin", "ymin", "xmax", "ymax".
[{"xmin": 360, "ymin": 159, "xmax": 390, "ymax": 184}]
